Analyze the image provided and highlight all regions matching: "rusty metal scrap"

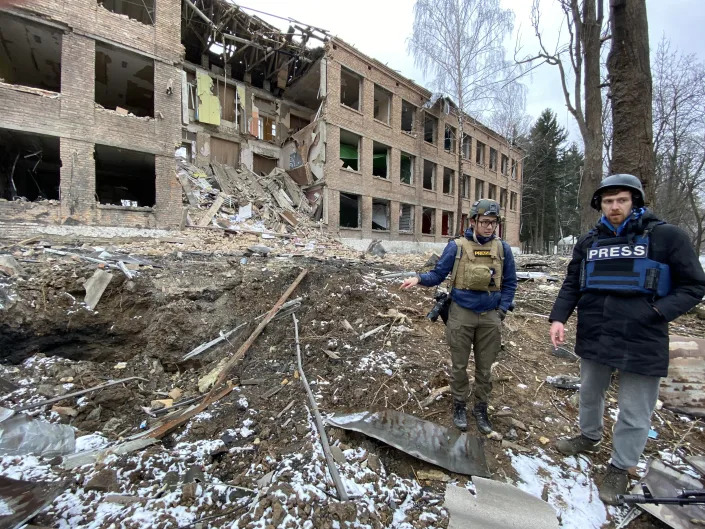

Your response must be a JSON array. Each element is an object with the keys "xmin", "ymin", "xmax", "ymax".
[{"xmin": 326, "ymin": 410, "xmax": 490, "ymax": 477}]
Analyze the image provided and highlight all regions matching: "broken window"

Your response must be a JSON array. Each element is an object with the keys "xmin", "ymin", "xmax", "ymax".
[
  {"xmin": 462, "ymin": 174, "xmax": 470, "ymax": 198},
  {"xmin": 340, "ymin": 129, "xmax": 361, "ymax": 171},
  {"xmin": 422, "ymin": 207, "xmax": 435, "ymax": 235},
  {"xmin": 400, "ymin": 152, "xmax": 414, "ymax": 185},
  {"xmin": 373, "ymin": 142, "xmax": 390, "ymax": 178},
  {"xmin": 500, "ymin": 188, "xmax": 507, "ymax": 209},
  {"xmin": 488, "ymin": 184, "xmax": 497, "ymax": 200},
  {"xmin": 511, "ymin": 159, "xmax": 519, "ymax": 180},
  {"xmin": 510, "ymin": 191, "xmax": 518, "ymax": 210},
  {"xmin": 444, "ymin": 125, "xmax": 456, "ymax": 153},
  {"xmin": 374, "ymin": 84, "xmax": 391, "ymax": 124},
  {"xmin": 462, "ymin": 135, "xmax": 471, "ymax": 160},
  {"xmin": 424, "ymin": 113, "xmax": 437, "ymax": 144},
  {"xmin": 99, "ymin": 0, "xmax": 155, "ymax": 25},
  {"xmin": 489, "ymin": 148, "xmax": 498, "ymax": 171},
  {"xmin": 289, "ymin": 114, "xmax": 310, "ymax": 134},
  {"xmin": 340, "ymin": 67, "xmax": 361, "ymax": 110},
  {"xmin": 475, "ymin": 179, "xmax": 484, "ymax": 200},
  {"xmin": 442, "ymin": 211, "xmax": 454, "ymax": 236},
  {"xmin": 475, "ymin": 141, "xmax": 485, "ymax": 166},
  {"xmin": 0, "ymin": 129, "xmax": 60, "ymax": 201},
  {"xmin": 399, "ymin": 203, "xmax": 414, "ymax": 232},
  {"xmin": 0, "ymin": 13, "xmax": 62, "ymax": 92},
  {"xmin": 401, "ymin": 100, "xmax": 415, "ymax": 133},
  {"xmin": 443, "ymin": 167, "xmax": 454, "ymax": 195},
  {"xmin": 210, "ymin": 136, "xmax": 240, "ymax": 167},
  {"xmin": 217, "ymin": 83, "xmax": 237, "ymax": 122},
  {"xmin": 95, "ymin": 42, "xmax": 154, "ymax": 117},
  {"xmin": 339, "ymin": 192, "xmax": 360, "ymax": 228},
  {"xmin": 95, "ymin": 144, "xmax": 155, "ymax": 207},
  {"xmin": 423, "ymin": 160, "xmax": 435, "ymax": 190},
  {"xmin": 253, "ymin": 153, "xmax": 277, "ymax": 176},
  {"xmin": 372, "ymin": 198, "xmax": 390, "ymax": 231},
  {"xmin": 257, "ymin": 116, "xmax": 277, "ymax": 142},
  {"xmin": 501, "ymin": 154, "xmax": 509, "ymax": 175}
]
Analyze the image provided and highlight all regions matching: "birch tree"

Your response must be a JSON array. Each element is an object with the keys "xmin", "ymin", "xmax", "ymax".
[
  {"xmin": 652, "ymin": 38, "xmax": 705, "ymax": 252},
  {"xmin": 408, "ymin": 0, "xmax": 516, "ymax": 234}
]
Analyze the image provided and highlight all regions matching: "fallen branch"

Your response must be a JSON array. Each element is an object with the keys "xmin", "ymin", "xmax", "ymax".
[
  {"xmin": 146, "ymin": 383, "xmax": 233, "ymax": 439},
  {"xmin": 11, "ymin": 377, "xmax": 147, "ymax": 412},
  {"xmin": 293, "ymin": 314, "xmax": 349, "ymax": 501},
  {"xmin": 182, "ymin": 298, "xmax": 302, "ymax": 362},
  {"xmin": 213, "ymin": 269, "xmax": 308, "ymax": 387}
]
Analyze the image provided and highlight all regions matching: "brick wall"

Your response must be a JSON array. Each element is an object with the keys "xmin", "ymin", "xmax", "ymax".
[
  {"xmin": 323, "ymin": 39, "xmax": 523, "ymax": 247},
  {"xmin": 0, "ymin": 0, "xmax": 183, "ymax": 229}
]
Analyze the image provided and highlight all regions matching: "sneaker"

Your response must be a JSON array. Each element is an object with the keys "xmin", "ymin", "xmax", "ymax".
[
  {"xmin": 472, "ymin": 402, "xmax": 493, "ymax": 434},
  {"xmin": 453, "ymin": 399, "xmax": 467, "ymax": 431},
  {"xmin": 555, "ymin": 434, "xmax": 601, "ymax": 456},
  {"xmin": 599, "ymin": 464, "xmax": 629, "ymax": 505}
]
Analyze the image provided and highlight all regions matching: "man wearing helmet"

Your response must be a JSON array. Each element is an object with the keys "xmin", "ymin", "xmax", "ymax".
[
  {"xmin": 401, "ymin": 199, "xmax": 517, "ymax": 434},
  {"xmin": 549, "ymin": 174, "xmax": 705, "ymax": 504}
]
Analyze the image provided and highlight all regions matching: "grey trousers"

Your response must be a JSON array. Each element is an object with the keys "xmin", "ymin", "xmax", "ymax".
[
  {"xmin": 445, "ymin": 301, "xmax": 502, "ymax": 403},
  {"xmin": 579, "ymin": 358, "xmax": 660, "ymax": 469}
]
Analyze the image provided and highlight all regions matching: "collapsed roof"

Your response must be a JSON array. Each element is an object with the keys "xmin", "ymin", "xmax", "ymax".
[{"xmin": 181, "ymin": 0, "xmax": 326, "ymax": 97}]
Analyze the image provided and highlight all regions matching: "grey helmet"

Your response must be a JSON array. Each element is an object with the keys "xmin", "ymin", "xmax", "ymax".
[
  {"xmin": 469, "ymin": 199, "xmax": 501, "ymax": 219},
  {"xmin": 591, "ymin": 174, "xmax": 645, "ymax": 210}
]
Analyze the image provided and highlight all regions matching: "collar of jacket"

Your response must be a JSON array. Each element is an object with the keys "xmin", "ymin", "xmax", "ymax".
[
  {"xmin": 598, "ymin": 207, "xmax": 648, "ymax": 236},
  {"xmin": 464, "ymin": 227, "xmax": 495, "ymax": 245}
]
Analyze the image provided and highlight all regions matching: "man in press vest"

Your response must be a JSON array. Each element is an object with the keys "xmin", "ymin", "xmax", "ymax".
[
  {"xmin": 401, "ymin": 199, "xmax": 517, "ymax": 434},
  {"xmin": 549, "ymin": 174, "xmax": 705, "ymax": 504}
]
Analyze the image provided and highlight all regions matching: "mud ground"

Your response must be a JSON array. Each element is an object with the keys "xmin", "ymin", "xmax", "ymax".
[{"xmin": 1, "ymin": 234, "xmax": 704, "ymax": 529}]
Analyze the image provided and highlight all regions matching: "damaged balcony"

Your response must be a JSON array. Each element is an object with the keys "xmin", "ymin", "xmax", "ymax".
[
  {"xmin": 0, "ymin": 12, "xmax": 62, "ymax": 94},
  {"xmin": 0, "ymin": 129, "xmax": 60, "ymax": 202}
]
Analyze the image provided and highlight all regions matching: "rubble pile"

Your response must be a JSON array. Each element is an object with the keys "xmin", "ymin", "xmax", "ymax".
[
  {"xmin": 0, "ymin": 238, "xmax": 704, "ymax": 529},
  {"xmin": 177, "ymin": 159, "xmax": 324, "ymax": 239}
]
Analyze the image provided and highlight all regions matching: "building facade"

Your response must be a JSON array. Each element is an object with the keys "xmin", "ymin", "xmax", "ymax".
[
  {"xmin": 0, "ymin": 0, "xmax": 522, "ymax": 245},
  {"xmin": 0, "ymin": 0, "xmax": 183, "ymax": 228}
]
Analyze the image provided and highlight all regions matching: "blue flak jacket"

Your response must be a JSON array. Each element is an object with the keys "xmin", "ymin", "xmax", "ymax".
[{"xmin": 418, "ymin": 228, "xmax": 518, "ymax": 313}]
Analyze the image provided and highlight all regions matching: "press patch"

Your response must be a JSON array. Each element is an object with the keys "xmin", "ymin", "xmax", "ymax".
[
  {"xmin": 587, "ymin": 244, "xmax": 647, "ymax": 261},
  {"xmin": 474, "ymin": 250, "xmax": 491, "ymax": 257}
]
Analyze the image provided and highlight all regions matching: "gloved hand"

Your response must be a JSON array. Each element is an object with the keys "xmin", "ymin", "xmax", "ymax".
[{"xmin": 498, "ymin": 308, "xmax": 507, "ymax": 321}]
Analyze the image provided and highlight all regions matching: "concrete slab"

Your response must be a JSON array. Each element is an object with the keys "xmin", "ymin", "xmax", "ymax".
[{"xmin": 84, "ymin": 269, "xmax": 113, "ymax": 310}]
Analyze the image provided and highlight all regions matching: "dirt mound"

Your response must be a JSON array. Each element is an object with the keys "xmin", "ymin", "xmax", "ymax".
[{"xmin": 0, "ymin": 242, "xmax": 703, "ymax": 528}]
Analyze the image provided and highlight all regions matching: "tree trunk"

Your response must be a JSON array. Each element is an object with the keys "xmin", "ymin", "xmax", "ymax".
[
  {"xmin": 607, "ymin": 0, "xmax": 655, "ymax": 205},
  {"xmin": 579, "ymin": 0, "xmax": 604, "ymax": 233}
]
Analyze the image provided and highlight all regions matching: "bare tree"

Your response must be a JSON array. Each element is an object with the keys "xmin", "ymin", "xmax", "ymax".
[
  {"xmin": 522, "ymin": 0, "xmax": 606, "ymax": 233},
  {"xmin": 607, "ymin": 0, "xmax": 655, "ymax": 204},
  {"xmin": 408, "ymin": 0, "xmax": 515, "ymax": 234},
  {"xmin": 652, "ymin": 38, "xmax": 705, "ymax": 252}
]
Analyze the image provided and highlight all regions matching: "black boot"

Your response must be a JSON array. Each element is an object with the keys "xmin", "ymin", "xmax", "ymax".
[
  {"xmin": 472, "ymin": 402, "xmax": 493, "ymax": 434},
  {"xmin": 452, "ymin": 399, "xmax": 467, "ymax": 431}
]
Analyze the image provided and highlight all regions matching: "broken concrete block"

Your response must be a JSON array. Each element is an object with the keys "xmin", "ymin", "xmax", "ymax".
[
  {"xmin": 84, "ymin": 469, "xmax": 119, "ymax": 492},
  {"xmin": 84, "ymin": 269, "xmax": 113, "ymax": 310},
  {"xmin": 0, "ymin": 255, "xmax": 23, "ymax": 277},
  {"xmin": 150, "ymin": 399, "xmax": 173, "ymax": 410},
  {"xmin": 115, "ymin": 106, "xmax": 129, "ymax": 116},
  {"xmin": 247, "ymin": 245, "xmax": 271, "ymax": 255}
]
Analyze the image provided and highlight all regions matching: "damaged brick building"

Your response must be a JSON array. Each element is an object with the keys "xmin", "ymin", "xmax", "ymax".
[
  {"xmin": 0, "ymin": 0, "xmax": 183, "ymax": 228},
  {"xmin": 0, "ymin": 0, "xmax": 523, "ymax": 246}
]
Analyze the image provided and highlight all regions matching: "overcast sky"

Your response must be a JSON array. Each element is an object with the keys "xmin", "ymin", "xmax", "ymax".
[{"xmin": 237, "ymin": 0, "xmax": 705, "ymax": 145}]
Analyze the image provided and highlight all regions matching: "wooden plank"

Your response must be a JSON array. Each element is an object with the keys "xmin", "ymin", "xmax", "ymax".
[
  {"xmin": 176, "ymin": 171, "xmax": 199, "ymax": 207},
  {"xmin": 197, "ymin": 195, "xmax": 224, "ymax": 227}
]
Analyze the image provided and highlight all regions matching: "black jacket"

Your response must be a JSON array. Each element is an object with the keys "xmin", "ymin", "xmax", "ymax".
[{"xmin": 549, "ymin": 211, "xmax": 705, "ymax": 377}]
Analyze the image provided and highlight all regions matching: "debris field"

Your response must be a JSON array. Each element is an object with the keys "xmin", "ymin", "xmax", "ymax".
[{"xmin": 1, "ymin": 232, "xmax": 704, "ymax": 529}]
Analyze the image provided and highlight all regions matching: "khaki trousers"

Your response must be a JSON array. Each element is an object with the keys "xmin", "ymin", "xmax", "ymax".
[{"xmin": 445, "ymin": 301, "xmax": 502, "ymax": 403}]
